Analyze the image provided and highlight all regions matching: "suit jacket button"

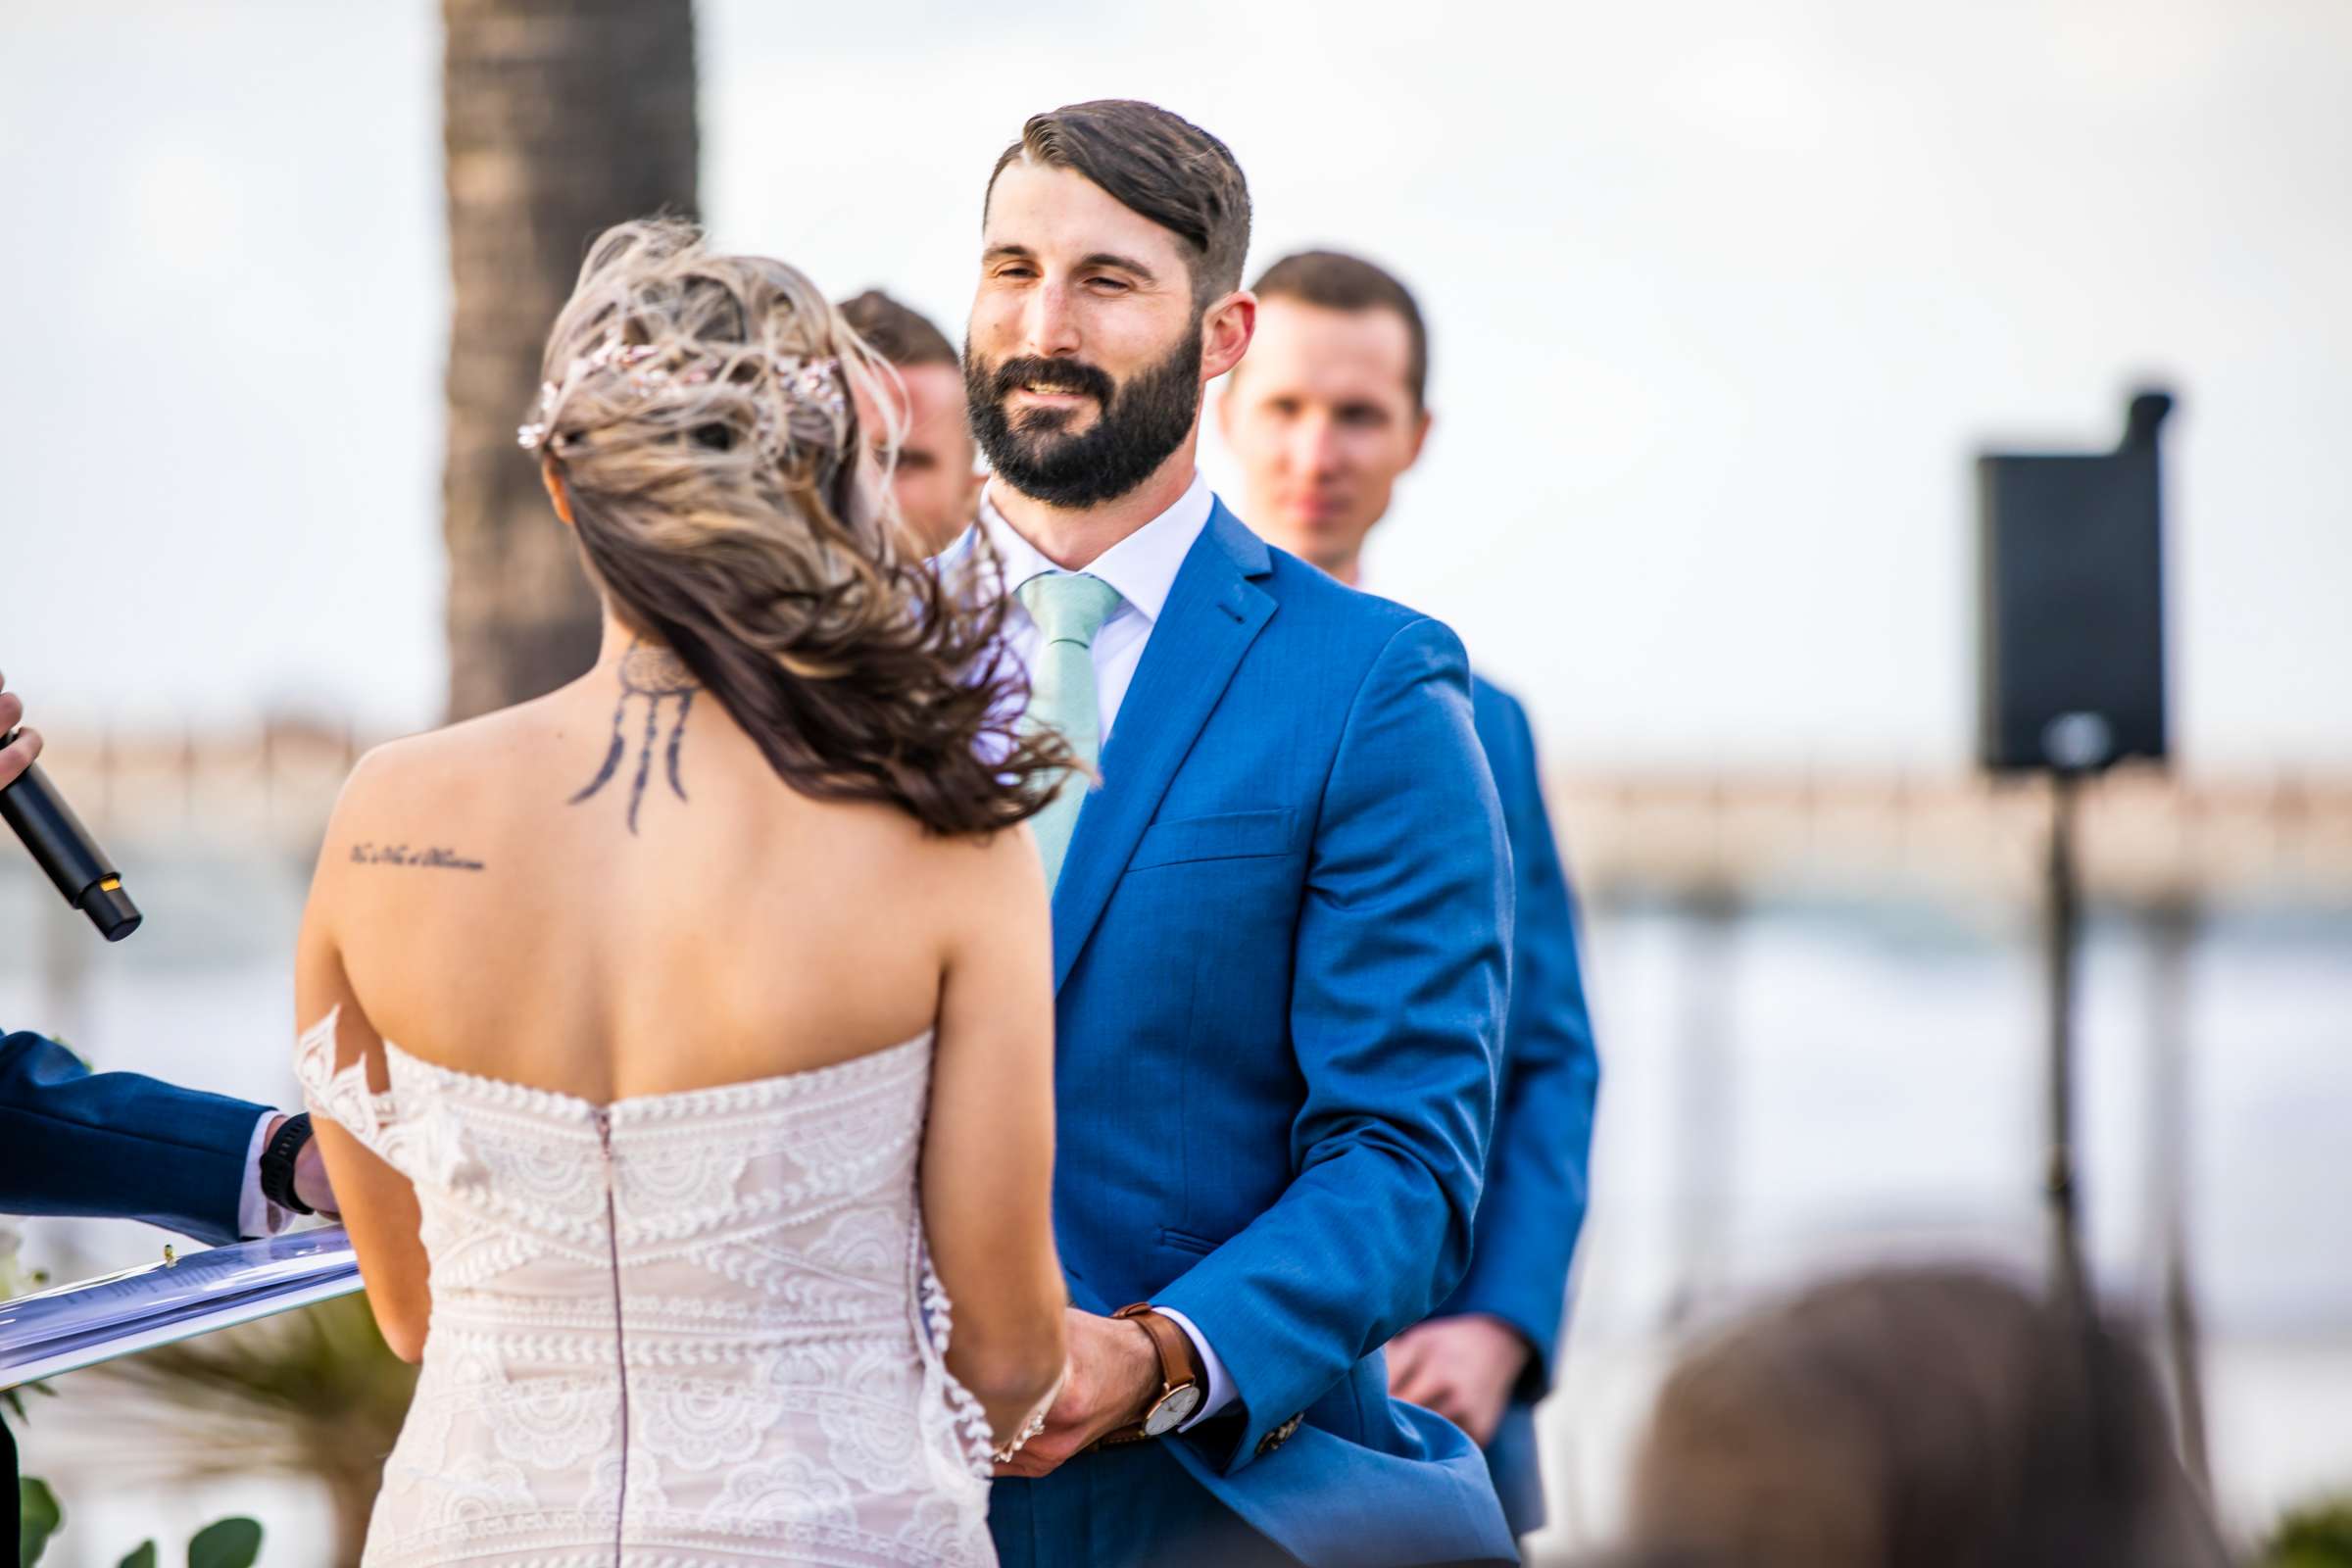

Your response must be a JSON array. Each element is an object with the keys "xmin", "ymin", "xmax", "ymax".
[{"xmin": 1256, "ymin": 1414, "xmax": 1302, "ymax": 1456}]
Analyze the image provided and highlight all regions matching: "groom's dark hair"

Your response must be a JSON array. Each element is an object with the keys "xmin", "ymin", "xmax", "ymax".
[{"xmin": 986, "ymin": 100, "xmax": 1251, "ymax": 309}]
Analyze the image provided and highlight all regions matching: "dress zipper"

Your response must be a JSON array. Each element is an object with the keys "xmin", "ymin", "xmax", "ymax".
[{"xmin": 598, "ymin": 1106, "xmax": 628, "ymax": 1562}]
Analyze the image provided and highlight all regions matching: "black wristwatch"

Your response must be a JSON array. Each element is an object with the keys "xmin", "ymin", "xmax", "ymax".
[{"xmin": 259, "ymin": 1111, "xmax": 317, "ymax": 1215}]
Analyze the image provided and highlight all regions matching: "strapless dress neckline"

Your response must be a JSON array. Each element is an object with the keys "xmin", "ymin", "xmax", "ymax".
[{"xmin": 371, "ymin": 1027, "xmax": 936, "ymax": 1119}]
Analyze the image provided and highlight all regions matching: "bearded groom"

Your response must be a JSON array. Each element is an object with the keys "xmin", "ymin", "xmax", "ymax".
[{"xmin": 952, "ymin": 102, "xmax": 1518, "ymax": 1568}]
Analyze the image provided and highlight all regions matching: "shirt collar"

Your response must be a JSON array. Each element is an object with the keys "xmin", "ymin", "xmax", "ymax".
[{"xmin": 978, "ymin": 470, "xmax": 1215, "ymax": 630}]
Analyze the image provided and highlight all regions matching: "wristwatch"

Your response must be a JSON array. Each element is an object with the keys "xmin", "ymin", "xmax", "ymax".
[
  {"xmin": 258, "ymin": 1112, "xmax": 317, "ymax": 1216},
  {"xmin": 1098, "ymin": 1302, "xmax": 1204, "ymax": 1445}
]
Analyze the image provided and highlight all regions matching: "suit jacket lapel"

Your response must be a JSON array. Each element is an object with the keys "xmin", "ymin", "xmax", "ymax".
[{"xmin": 1051, "ymin": 504, "xmax": 1276, "ymax": 990}]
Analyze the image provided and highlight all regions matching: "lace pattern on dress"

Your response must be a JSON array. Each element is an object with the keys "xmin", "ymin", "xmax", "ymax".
[
  {"xmin": 910, "ymin": 1229, "xmax": 1001, "ymax": 1479},
  {"xmin": 295, "ymin": 1009, "xmax": 997, "ymax": 1567}
]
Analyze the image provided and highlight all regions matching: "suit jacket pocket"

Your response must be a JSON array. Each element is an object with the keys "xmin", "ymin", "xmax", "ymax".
[
  {"xmin": 1126, "ymin": 808, "xmax": 1297, "ymax": 871},
  {"xmin": 1157, "ymin": 1225, "xmax": 1223, "ymax": 1256}
]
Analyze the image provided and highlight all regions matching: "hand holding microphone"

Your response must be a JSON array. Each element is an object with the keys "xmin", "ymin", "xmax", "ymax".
[
  {"xmin": 0, "ymin": 680, "xmax": 37, "ymax": 790},
  {"xmin": 0, "ymin": 670, "xmax": 142, "ymax": 940}
]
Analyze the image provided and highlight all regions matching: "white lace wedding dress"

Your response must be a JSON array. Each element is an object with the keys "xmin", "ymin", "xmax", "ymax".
[{"xmin": 296, "ymin": 1008, "xmax": 998, "ymax": 1566}]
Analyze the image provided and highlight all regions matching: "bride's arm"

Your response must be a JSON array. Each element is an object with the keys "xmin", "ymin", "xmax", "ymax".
[
  {"xmin": 922, "ymin": 823, "xmax": 1067, "ymax": 1446},
  {"xmin": 295, "ymin": 790, "xmax": 431, "ymax": 1363}
]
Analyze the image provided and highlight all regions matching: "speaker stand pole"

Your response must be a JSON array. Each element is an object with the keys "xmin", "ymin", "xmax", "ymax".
[
  {"xmin": 2146, "ymin": 893, "xmax": 2212, "ymax": 1490},
  {"xmin": 2044, "ymin": 769, "xmax": 2089, "ymax": 1308}
]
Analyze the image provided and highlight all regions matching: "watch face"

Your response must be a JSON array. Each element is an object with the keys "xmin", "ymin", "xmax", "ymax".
[{"xmin": 1144, "ymin": 1382, "xmax": 1202, "ymax": 1438}]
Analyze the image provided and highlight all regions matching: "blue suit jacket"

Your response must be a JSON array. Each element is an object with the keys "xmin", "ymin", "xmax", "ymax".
[
  {"xmin": 1438, "ymin": 678, "xmax": 1600, "ymax": 1537},
  {"xmin": 0, "ymin": 1028, "xmax": 265, "ymax": 1247},
  {"xmin": 1021, "ymin": 502, "xmax": 1519, "ymax": 1567},
  {"xmin": 2, "ymin": 1027, "xmax": 268, "ymax": 1531}
]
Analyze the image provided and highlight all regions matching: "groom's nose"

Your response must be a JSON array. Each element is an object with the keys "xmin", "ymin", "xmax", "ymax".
[{"xmin": 1020, "ymin": 278, "xmax": 1085, "ymax": 361}]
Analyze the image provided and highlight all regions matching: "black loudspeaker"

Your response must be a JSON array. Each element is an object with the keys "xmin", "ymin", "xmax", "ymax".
[{"xmin": 1977, "ymin": 390, "xmax": 2173, "ymax": 772}]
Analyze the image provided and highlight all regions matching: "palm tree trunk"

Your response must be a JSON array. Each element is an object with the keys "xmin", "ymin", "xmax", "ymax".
[{"xmin": 441, "ymin": 0, "xmax": 698, "ymax": 721}]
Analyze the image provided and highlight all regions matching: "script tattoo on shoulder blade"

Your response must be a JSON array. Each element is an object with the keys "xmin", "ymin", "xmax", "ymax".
[
  {"xmin": 570, "ymin": 641, "xmax": 699, "ymax": 835},
  {"xmin": 350, "ymin": 843, "xmax": 486, "ymax": 871}
]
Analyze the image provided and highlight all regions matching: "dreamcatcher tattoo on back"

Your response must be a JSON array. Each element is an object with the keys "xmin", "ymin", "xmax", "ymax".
[{"xmin": 572, "ymin": 642, "xmax": 699, "ymax": 834}]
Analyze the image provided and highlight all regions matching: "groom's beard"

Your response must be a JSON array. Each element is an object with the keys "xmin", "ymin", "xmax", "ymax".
[{"xmin": 965, "ymin": 323, "xmax": 1203, "ymax": 509}]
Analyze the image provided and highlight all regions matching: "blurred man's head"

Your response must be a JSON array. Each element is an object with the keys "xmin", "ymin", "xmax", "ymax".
[
  {"xmin": 1621, "ymin": 1266, "xmax": 2224, "ymax": 1568},
  {"xmin": 1219, "ymin": 249, "xmax": 1431, "ymax": 585},
  {"xmin": 837, "ymin": 289, "xmax": 983, "ymax": 555},
  {"xmin": 967, "ymin": 100, "xmax": 1254, "ymax": 512}
]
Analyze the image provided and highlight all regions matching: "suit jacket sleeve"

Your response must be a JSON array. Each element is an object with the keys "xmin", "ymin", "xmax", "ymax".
[
  {"xmin": 1437, "ymin": 689, "xmax": 1599, "ymax": 1396},
  {"xmin": 1154, "ymin": 617, "xmax": 1513, "ymax": 1473},
  {"xmin": 0, "ymin": 1029, "xmax": 269, "ymax": 1247}
]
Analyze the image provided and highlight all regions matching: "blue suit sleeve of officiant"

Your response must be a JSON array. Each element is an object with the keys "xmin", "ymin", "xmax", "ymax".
[
  {"xmin": 1154, "ymin": 615, "xmax": 1513, "ymax": 1473},
  {"xmin": 0, "ymin": 1027, "xmax": 266, "ymax": 1247},
  {"xmin": 1436, "ymin": 679, "xmax": 1600, "ymax": 1396}
]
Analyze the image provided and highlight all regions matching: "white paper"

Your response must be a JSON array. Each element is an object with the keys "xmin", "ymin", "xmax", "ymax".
[{"xmin": 0, "ymin": 1227, "xmax": 363, "ymax": 1389}]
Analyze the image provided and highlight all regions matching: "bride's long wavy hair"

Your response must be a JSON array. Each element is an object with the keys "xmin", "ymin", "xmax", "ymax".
[{"xmin": 522, "ymin": 220, "xmax": 1065, "ymax": 837}]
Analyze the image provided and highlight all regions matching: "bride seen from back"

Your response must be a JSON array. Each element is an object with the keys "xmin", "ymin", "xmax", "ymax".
[{"xmin": 292, "ymin": 220, "xmax": 1069, "ymax": 1564}]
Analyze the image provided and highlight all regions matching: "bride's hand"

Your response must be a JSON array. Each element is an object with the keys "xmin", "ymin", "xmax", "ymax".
[{"xmin": 991, "ymin": 1307, "xmax": 1157, "ymax": 1479}]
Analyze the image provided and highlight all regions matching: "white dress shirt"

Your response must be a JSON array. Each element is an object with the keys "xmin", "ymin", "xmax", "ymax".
[
  {"xmin": 977, "ymin": 469, "xmax": 1237, "ymax": 1430},
  {"xmin": 236, "ymin": 1111, "xmax": 294, "ymax": 1239}
]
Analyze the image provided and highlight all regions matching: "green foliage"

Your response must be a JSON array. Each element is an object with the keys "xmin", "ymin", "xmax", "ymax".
[
  {"xmin": 1, "ymin": 1385, "xmax": 57, "ymax": 1429},
  {"xmin": 20, "ymin": 1446, "xmax": 265, "ymax": 1568},
  {"xmin": 2262, "ymin": 1495, "xmax": 2352, "ymax": 1568},
  {"xmin": 91, "ymin": 1292, "xmax": 413, "ymax": 1564},
  {"xmin": 20, "ymin": 1509, "xmax": 261, "ymax": 1568},
  {"xmin": 13, "ymin": 1289, "xmax": 397, "ymax": 1566},
  {"xmin": 18, "ymin": 1477, "xmax": 61, "ymax": 1566},
  {"xmin": 185, "ymin": 1519, "xmax": 263, "ymax": 1568}
]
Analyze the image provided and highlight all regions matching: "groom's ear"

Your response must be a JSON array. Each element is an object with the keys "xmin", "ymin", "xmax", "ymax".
[
  {"xmin": 1200, "ymin": 290, "xmax": 1256, "ymax": 385},
  {"xmin": 541, "ymin": 457, "xmax": 577, "ymax": 527}
]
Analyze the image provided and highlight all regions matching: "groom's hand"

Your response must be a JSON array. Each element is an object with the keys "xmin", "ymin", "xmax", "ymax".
[
  {"xmin": 992, "ymin": 1306, "xmax": 1157, "ymax": 1479},
  {"xmin": 1386, "ymin": 1313, "xmax": 1530, "ymax": 1447}
]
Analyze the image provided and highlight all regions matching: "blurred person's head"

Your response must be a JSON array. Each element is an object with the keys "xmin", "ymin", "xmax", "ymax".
[
  {"xmin": 1618, "ymin": 1266, "xmax": 2224, "ymax": 1568},
  {"xmin": 520, "ymin": 219, "xmax": 1066, "ymax": 836},
  {"xmin": 1219, "ymin": 249, "xmax": 1431, "ymax": 585},
  {"xmin": 968, "ymin": 100, "xmax": 1254, "ymax": 514},
  {"xmin": 836, "ymin": 289, "xmax": 982, "ymax": 555}
]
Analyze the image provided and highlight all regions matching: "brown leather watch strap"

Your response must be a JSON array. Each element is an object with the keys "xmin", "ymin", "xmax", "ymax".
[
  {"xmin": 1125, "ymin": 1305, "xmax": 1201, "ymax": 1389},
  {"xmin": 1095, "ymin": 1302, "xmax": 1204, "ymax": 1447}
]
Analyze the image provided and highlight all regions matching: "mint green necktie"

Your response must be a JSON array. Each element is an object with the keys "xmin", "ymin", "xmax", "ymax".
[{"xmin": 1017, "ymin": 571, "xmax": 1124, "ymax": 891}]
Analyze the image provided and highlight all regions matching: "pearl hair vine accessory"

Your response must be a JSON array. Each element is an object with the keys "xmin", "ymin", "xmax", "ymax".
[{"xmin": 516, "ymin": 331, "xmax": 847, "ymax": 459}]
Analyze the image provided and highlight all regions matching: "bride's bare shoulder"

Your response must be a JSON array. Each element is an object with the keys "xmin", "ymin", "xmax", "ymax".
[
  {"xmin": 313, "ymin": 707, "xmax": 550, "ymax": 876},
  {"xmin": 344, "ymin": 704, "xmax": 557, "ymax": 800},
  {"xmin": 914, "ymin": 816, "xmax": 1048, "ymax": 921}
]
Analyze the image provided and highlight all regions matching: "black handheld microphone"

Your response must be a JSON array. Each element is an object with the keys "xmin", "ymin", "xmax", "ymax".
[{"xmin": 0, "ymin": 729, "xmax": 142, "ymax": 940}]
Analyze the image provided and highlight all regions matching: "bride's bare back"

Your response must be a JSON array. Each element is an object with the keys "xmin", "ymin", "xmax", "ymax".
[
  {"xmin": 298, "ymin": 634, "xmax": 1067, "ymax": 1459},
  {"xmin": 322, "ymin": 642, "xmax": 1004, "ymax": 1102},
  {"xmin": 296, "ymin": 227, "xmax": 1070, "ymax": 1532}
]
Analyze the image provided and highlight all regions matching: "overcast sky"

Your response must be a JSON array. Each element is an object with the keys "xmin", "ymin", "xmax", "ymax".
[{"xmin": 4, "ymin": 0, "xmax": 2348, "ymax": 769}]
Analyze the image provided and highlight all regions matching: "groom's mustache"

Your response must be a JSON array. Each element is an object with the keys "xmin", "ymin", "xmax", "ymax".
[{"xmin": 984, "ymin": 355, "xmax": 1117, "ymax": 409}]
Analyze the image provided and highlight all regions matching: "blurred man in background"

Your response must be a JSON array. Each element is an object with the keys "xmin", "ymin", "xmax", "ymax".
[
  {"xmin": 837, "ymin": 288, "xmax": 985, "ymax": 555},
  {"xmin": 1220, "ymin": 249, "xmax": 1601, "ymax": 1541},
  {"xmin": 1607, "ymin": 1266, "xmax": 2228, "ymax": 1568}
]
